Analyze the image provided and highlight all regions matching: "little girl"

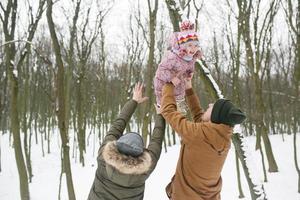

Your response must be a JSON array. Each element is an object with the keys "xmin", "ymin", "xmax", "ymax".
[{"xmin": 154, "ymin": 20, "xmax": 202, "ymax": 114}]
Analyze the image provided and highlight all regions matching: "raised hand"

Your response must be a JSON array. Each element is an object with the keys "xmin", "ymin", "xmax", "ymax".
[{"xmin": 132, "ymin": 82, "xmax": 149, "ymax": 104}]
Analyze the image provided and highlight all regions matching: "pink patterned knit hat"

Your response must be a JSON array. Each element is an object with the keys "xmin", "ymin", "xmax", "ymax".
[
  {"xmin": 176, "ymin": 20, "xmax": 199, "ymax": 46},
  {"xmin": 167, "ymin": 20, "xmax": 199, "ymax": 50},
  {"xmin": 167, "ymin": 20, "xmax": 201, "ymax": 61}
]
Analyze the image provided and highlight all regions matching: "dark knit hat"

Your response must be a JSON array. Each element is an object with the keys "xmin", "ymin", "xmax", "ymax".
[
  {"xmin": 116, "ymin": 132, "xmax": 144, "ymax": 157},
  {"xmin": 211, "ymin": 99, "xmax": 246, "ymax": 127}
]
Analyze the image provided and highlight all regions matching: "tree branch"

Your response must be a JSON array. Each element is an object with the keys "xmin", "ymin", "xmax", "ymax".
[
  {"xmin": 283, "ymin": 0, "xmax": 297, "ymax": 34},
  {"xmin": 135, "ymin": 2, "xmax": 150, "ymax": 47}
]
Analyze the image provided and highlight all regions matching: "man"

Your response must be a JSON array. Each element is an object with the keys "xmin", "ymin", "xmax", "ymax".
[
  {"xmin": 88, "ymin": 83, "xmax": 166, "ymax": 200},
  {"xmin": 160, "ymin": 77, "xmax": 246, "ymax": 200}
]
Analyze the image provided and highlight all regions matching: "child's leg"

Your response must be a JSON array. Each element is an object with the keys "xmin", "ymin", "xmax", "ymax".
[{"xmin": 175, "ymin": 96, "xmax": 188, "ymax": 116}]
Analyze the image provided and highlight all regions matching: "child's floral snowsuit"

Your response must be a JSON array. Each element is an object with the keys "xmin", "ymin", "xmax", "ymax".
[{"xmin": 154, "ymin": 21, "xmax": 202, "ymax": 108}]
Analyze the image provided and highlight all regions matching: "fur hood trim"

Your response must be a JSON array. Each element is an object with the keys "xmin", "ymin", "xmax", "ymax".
[{"xmin": 103, "ymin": 141, "xmax": 152, "ymax": 175}]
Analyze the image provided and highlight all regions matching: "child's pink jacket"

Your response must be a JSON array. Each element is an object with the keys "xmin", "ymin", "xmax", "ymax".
[{"xmin": 154, "ymin": 50, "xmax": 198, "ymax": 105}]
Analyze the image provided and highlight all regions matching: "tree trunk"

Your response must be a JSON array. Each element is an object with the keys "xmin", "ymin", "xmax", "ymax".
[
  {"xmin": 246, "ymin": 75, "xmax": 253, "ymax": 136},
  {"xmin": 0, "ymin": 132, "xmax": 1, "ymax": 172},
  {"xmin": 235, "ymin": 150, "xmax": 245, "ymax": 198},
  {"xmin": 40, "ymin": 128, "xmax": 45, "ymax": 157},
  {"xmin": 293, "ymin": 23, "xmax": 300, "ymax": 189},
  {"xmin": 0, "ymin": 57, "xmax": 8, "ymax": 134},
  {"xmin": 142, "ymin": 0, "xmax": 158, "ymax": 145},
  {"xmin": 47, "ymin": 117, "xmax": 51, "ymax": 153},
  {"xmin": 266, "ymin": 68, "xmax": 276, "ymax": 135},
  {"xmin": 294, "ymin": 0, "xmax": 300, "ymax": 192},
  {"xmin": 46, "ymin": 0, "xmax": 76, "ymax": 199},
  {"xmin": 164, "ymin": 0, "xmax": 181, "ymax": 32},
  {"xmin": 253, "ymin": 76, "xmax": 278, "ymax": 172},
  {"xmin": 293, "ymin": 120, "xmax": 300, "ymax": 193},
  {"xmin": 2, "ymin": 0, "xmax": 30, "ymax": 198},
  {"xmin": 258, "ymin": 140, "xmax": 268, "ymax": 182},
  {"xmin": 166, "ymin": 125, "xmax": 171, "ymax": 146},
  {"xmin": 8, "ymin": 63, "xmax": 30, "ymax": 200},
  {"xmin": 23, "ymin": 48, "xmax": 33, "ymax": 182},
  {"xmin": 232, "ymin": 134, "xmax": 267, "ymax": 199},
  {"xmin": 76, "ymin": 71, "xmax": 85, "ymax": 166},
  {"xmin": 238, "ymin": 0, "xmax": 279, "ymax": 173},
  {"xmin": 66, "ymin": 0, "xmax": 81, "ymax": 163}
]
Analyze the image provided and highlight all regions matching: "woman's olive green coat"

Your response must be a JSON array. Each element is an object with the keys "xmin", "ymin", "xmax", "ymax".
[{"xmin": 88, "ymin": 100, "xmax": 165, "ymax": 200}]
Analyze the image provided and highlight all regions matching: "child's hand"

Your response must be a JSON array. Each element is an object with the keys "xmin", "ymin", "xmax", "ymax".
[
  {"xmin": 171, "ymin": 77, "xmax": 181, "ymax": 87},
  {"xmin": 186, "ymin": 72, "xmax": 194, "ymax": 81},
  {"xmin": 185, "ymin": 72, "xmax": 193, "ymax": 89}
]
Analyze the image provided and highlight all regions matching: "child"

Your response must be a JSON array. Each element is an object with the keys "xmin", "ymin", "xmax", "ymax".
[{"xmin": 154, "ymin": 20, "xmax": 202, "ymax": 114}]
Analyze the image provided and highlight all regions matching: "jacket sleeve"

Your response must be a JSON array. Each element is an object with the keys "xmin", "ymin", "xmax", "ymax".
[
  {"xmin": 101, "ymin": 100, "xmax": 138, "ymax": 146},
  {"xmin": 161, "ymin": 84, "xmax": 209, "ymax": 144},
  {"xmin": 185, "ymin": 88, "xmax": 204, "ymax": 122},
  {"xmin": 147, "ymin": 114, "xmax": 166, "ymax": 163}
]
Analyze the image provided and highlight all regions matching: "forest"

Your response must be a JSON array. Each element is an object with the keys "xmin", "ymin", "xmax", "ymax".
[{"xmin": 0, "ymin": 0, "xmax": 299, "ymax": 199}]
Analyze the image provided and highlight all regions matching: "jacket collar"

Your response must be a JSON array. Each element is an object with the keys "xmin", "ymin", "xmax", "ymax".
[{"xmin": 103, "ymin": 141, "xmax": 152, "ymax": 174}]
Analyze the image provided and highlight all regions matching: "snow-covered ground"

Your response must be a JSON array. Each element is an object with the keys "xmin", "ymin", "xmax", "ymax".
[{"xmin": 0, "ymin": 131, "xmax": 299, "ymax": 200}]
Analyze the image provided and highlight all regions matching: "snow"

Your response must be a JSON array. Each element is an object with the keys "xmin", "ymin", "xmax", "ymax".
[
  {"xmin": 240, "ymin": 135, "xmax": 266, "ymax": 197},
  {"xmin": 13, "ymin": 69, "xmax": 18, "ymax": 78},
  {"xmin": 0, "ymin": 131, "xmax": 299, "ymax": 200},
  {"xmin": 197, "ymin": 59, "xmax": 224, "ymax": 99},
  {"xmin": 0, "ymin": 0, "xmax": 298, "ymax": 199},
  {"xmin": 233, "ymin": 124, "xmax": 242, "ymax": 133}
]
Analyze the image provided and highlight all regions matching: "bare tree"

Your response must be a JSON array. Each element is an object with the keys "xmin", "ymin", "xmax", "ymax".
[
  {"xmin": 74, "ymin": 3, "xmax": 109, "ymax": 166},
  {"xmin": 165, "ymin": 0, "xmax": 181, "ymax": 32},
  {"xmin": 282, "ymin": 0, "xmax": 300, "ymax": 193},
  {"xmin": 0, "ymin": 23, "xmax": 6, "ymax": 175},
  {"xmin": 0, "ymin": 7, "xmax": 26, "ymax": 199},
  {"xmin": 0, "ymin": 20, "xmax": 8, "ymax": 134},
  {"xmin": 225, "ymin": 3, "xmax": 244, "ymax": 196},
  {"xmin": 46, "ymin": 0, "xmax": 76, "ymax": 199},
  {"xmin": 273, "ymin": 41, "xmax": 292, "ymax": 139},
  {"xmin": 64, "ymin": 0, "xmax": 81, "ymax": 161},
  {"xmin": 135, "ymin": 0, "xmax": 158, "ymax": 145},
  {"xmin": 21, "ymin": 0, "xmax": 47, "ymax": 183},
  {"xmin": 192, "ymin": 0, "xmax": 204, "ymax": 32},
  {"xmin": 237, "ymin": 0, "xmax": 279, "ymax": 172},
  {"xmin": 0, "ymin": 0, "xmax": 46, "ymax": 199}
]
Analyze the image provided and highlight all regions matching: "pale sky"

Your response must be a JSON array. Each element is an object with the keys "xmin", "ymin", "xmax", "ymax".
[{"xmin": 7, "ymin": 0, "xmax": 292, "ymax": 67}]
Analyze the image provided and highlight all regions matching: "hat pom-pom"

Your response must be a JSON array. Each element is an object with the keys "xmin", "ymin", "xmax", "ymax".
[{"xmin": 180, "ymin": 20, "xmax": 195, "ymax": 31}]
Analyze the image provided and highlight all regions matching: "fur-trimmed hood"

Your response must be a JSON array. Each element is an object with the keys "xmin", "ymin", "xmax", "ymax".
[{"xmin": 102, "ymin": 141, "xmax": 153, "ymax": 175}]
